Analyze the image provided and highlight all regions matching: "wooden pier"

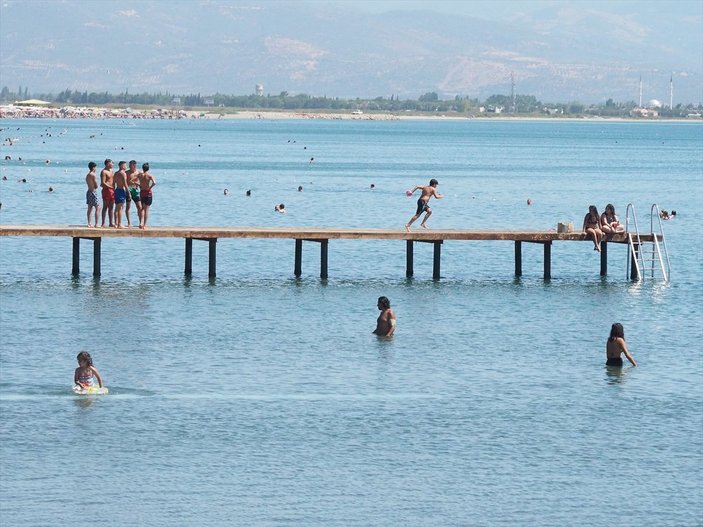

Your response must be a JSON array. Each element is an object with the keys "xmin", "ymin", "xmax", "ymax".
[{"xmin": 0, "ymin": 225, "xmax": 659, "ymax": 280}]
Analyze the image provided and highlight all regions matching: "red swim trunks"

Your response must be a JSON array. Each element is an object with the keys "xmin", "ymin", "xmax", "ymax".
[{"xmin": 101, "ymin": 187, "xmax": 115, "ymax": 203}]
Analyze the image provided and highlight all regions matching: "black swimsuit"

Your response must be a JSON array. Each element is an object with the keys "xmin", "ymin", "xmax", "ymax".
[
  {"xmin": 416, "ymin": 198, "xmax": 429, "ymax": 215},
  {"xmin": 606, "ymin": 357, "xmax": 623, "ymax": 367}
]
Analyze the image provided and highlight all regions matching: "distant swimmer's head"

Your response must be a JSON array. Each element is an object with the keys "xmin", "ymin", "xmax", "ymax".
[
  {"xmin": 88, "ymin": 162, "xmax": 97, "ymax": 170},
  {"xmin": 142, "ymin": 163, "xmax": 150, "ymax": 172},
  {"xmin": 77, "ymin": 351, "xmax": 93, "ymax": 366},
  {"xmin": 609, "ymin": 323, "xmax": 624, "ymax": 341},
  {"xmin": 377, "ymin": 296, "xmax": 391, "ymax": 310},
  {"xmin": 429, "ymin": 178, "xmax": 439, "ymax": 187}
]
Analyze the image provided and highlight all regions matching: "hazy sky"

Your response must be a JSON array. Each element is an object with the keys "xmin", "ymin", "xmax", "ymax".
[{"xmin": 329, "ymin": 0, "xmax": 702, "ymax": 21}]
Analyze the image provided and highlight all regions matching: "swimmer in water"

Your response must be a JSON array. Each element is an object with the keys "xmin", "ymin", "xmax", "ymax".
[
  {"xmin": 74, "ymin": 351, "xmax": 104, "ymax": 389},
  {"xmin": 275, "ymin": 203, "xmax": 286, "ymax": 213},
  {"xmin": 373, "ymin": 296, "xmax": 396, "ymax": 337},
  {"xmin": 606, "ymin": 323, "xmax": 637, "ymax": 367}
]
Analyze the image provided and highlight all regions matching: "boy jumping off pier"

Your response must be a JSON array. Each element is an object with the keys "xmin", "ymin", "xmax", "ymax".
[{"xmin": 405, "ymin": 178, "xmax": 443, "ymax": 231}]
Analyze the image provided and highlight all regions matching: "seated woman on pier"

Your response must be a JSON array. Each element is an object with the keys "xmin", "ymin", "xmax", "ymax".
[
  {"xmin": 600, "ymin": 203, "xmax": 624, "ymax": 234},
  {"xmin": 583, "ymin": 205, "xmax": 604, "ymax": 252}
]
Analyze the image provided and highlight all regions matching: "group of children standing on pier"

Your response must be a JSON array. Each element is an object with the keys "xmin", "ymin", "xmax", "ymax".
[{"xmin": 86, "ymin": 159, "xmax": 156, "ymax": 229}]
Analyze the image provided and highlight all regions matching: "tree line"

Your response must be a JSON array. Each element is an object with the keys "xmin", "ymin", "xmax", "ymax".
[{"xmin": 1, "ymin": 86, "xmax": 701, "ymax": 118}]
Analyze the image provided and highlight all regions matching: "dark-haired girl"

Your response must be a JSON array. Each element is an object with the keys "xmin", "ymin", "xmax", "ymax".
[
  {"xmin": 583, "ymin": 205, "xmax": 604, "ymax": 251},
  {"xmin": 606, "ymin": 323, "xmax": 637, "ymax": 367},
  {"xmin": 74, "ymin": 351, "xmax": 104, "ymax": 389}
]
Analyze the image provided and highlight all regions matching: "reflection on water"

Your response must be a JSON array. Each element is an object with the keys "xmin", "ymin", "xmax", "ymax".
[{"xmin": 604, "ymin": 364, "xmax": 634, "ymax": 385}]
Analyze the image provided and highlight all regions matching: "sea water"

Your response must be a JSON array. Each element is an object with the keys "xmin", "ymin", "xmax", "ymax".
[{"xmin": 0, "ymin": 118, "xmax": 701, "ymax": 526}]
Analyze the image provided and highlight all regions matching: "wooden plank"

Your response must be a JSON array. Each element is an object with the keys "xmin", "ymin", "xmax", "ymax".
[{"xmin": 0, "ymin": 225, "xmax": 657, "ymax": 244}]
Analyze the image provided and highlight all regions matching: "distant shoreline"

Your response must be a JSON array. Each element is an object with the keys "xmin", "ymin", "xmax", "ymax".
[
  {"xmin": 0, "ymin": 104, "xmax": 699, "ymax": 123},
  {"xmin": 185, "ymin": 110, "xmax": 699, "ymax": 123}
]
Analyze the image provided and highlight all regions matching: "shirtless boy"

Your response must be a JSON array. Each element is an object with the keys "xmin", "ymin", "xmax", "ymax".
[
  {"xmin": 125, "ymin": 160, "xmax": 142, "ymax": 228},
  {"xmin": 85, "ymin": 161, "xmax": 100, "ymax": 227},
  {"xmin": 405, "ymin": 178, "xmax": 444, "ymax": 231},
  {"xmin": 113, "ymin": 161, "xmax": 129, "ymax": 228},
  {"xmin": 100, "ymin": 159, "xmax": 115, "ymax": 227},
  {"xmin": 138, "ymin": 163, "xmax": 156, "ymax": 229}
]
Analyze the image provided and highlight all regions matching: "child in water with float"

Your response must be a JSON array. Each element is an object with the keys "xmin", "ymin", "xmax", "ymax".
[{"xmin": 74, "ymin": 351, "xmax": 104, "ymax": 391}]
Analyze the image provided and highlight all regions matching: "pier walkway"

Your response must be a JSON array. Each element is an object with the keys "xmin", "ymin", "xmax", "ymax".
[{"xmin": 0, "ymin": 225, "xmax": 659, "ymax": 280}]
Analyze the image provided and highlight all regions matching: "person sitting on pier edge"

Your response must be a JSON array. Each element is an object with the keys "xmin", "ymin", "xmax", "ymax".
[
  {"xmin": 373, "ymin": 296, "xmax": 396, "ymax": 337},
  {"xmin": 582, "ymin": 205, "xmax": 604, "ymax": 252},
  {"xmin": 600, "ymin": 203, "xmax": 624, "ymax": 234},
  {"xmin": 606, "ymin": 323, "xmax": 637, "ymax": 367}
]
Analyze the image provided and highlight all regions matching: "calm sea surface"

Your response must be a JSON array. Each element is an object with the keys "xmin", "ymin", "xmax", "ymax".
[{"xmin": 0, "ymin": 118, "xmax": 701, "ymax": 526}]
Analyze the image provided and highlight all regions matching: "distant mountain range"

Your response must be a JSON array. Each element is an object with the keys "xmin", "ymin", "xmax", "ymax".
[{"xmin": 1, "ymin": 0, "xmax": 701, "ymax": 104}]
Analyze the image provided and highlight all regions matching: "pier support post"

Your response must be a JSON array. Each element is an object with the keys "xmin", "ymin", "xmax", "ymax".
[
  {"xmin": 208, "ymin": 239, "xmax": 217, "ymax": 278},
  {"xmin": 543, "ymin": 241, "xmax": 551, "ymax": 280},
  {"xmin": 185, "ymin": 238, "xmax": 193, "ymax": 276},
  {"xmin": 72, "ymin": 238, "xmax": 80, "ymax": 276},
  {"xmin": 406, "ymin": 240, "xmax": 414, "ymax": 278},
  {"xmin": 92, "ymin": 238, "xmax": 101, "ymax": 277},
  {"xmin": 320, "ymin": 239, "xmax": 328, "ymax": 279},
  {"xmin": 433, "ymin": 241, "xmax": 442, "ymax": 280},
  {"xmin": 600, "ymin": 241, "xmax": 607, "ymax": 276},
  {"xmin": 630, "ymin": 244, "xmax": 639, "ymax": 280},
  {"xmin": 514, "ymin": 241, "xmax": 522, "ymax": 277},
  {"xmin": 294, "ymin": 239, "xmax": 303, "ymax": 277}
]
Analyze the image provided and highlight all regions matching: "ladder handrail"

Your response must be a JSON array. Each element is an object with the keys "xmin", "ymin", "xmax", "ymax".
[
  {"xmin": 650, "ymin": 204, "xmax": 671, "ymax": 280},
  {"xmin": 625, "ymin": 203, "xmax": 646, "ymax": 280}
]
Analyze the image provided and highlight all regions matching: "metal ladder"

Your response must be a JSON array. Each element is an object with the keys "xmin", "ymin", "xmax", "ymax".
[{"xmin": 624, "ymin": 203, "xmax": 670, "ymax": 281}]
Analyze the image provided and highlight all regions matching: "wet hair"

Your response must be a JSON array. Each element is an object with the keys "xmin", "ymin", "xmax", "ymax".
[
  {"xmin": 129, "ymin": 160, "xmax": 137, "ymax": 166},
  {"xmin": 104, "ymin": 159, "xmax": 112, "ymax": 166},
  {"xmin": 429, "ymin": 178, "xmax": 439, "ymax": 187},
  {"xmin": 142, "ymin": 163, "xmax": 149, "ymax": 171},
  {"xmin": 377, "ymin": 296, "xmax": 391, "ymax": 310},
  {"xmin": 609, "ymin": 323, "xmax": 624, "ymax": 341},
  {"xmin": 88, "ymin": 162, "xmax": 97, "ymax": 170},
  {"xmin": 118, "ymin": 161, "xmax": 126, "ymax": 168},
  {"xmin": 77, "ymin": 351, "xmax": 93, "ymax": 366}
]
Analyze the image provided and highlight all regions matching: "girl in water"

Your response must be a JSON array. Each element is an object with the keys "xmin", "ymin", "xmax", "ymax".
[
  {"xmin": 583, "ymin": 205, "xmax": 604, "ymax": 251},
  {"xmin": 606, "ymin": 323, "xmax": 637, "ymax": 367},
  {"xmin": 74, "ymin": 351, "xmax": 104, "ymax": 389}
]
